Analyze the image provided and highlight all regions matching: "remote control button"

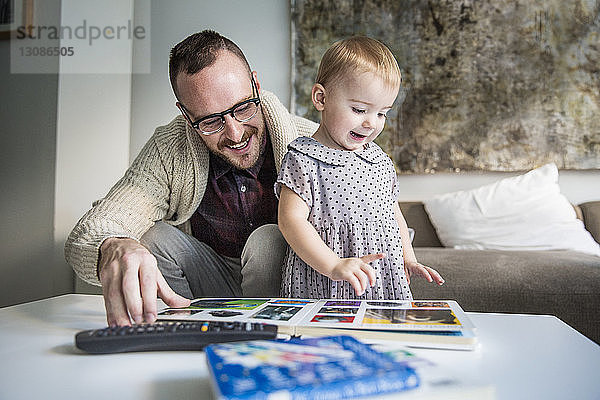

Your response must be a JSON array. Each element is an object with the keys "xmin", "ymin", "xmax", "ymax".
[{"xmin": 75, "ymin": 320, "xmax": 278, "ymax": 354}]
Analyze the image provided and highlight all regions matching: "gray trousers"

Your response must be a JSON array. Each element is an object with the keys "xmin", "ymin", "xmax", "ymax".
[{"xmin": 140, "ymin": 222, "xmax": 287, "ymax": 299}]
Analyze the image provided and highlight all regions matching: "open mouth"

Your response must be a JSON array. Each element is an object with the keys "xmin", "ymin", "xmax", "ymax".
[
  {"xmin": 226, "ymin": 137, "xmax": 251, "ymax": 151},
  {"xmin": 350, "ymin": 131, "xmax": 368, "ymax": 141}
]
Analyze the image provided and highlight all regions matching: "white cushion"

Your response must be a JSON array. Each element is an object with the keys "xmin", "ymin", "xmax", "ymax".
[{"xmin": 423, "ymin": 163, "xmax": 600, "ymax": 256}]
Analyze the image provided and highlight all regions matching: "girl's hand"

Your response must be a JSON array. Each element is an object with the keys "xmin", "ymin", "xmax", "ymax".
[
  {"xmin": 404, "ymin": 261, "xmax": 445, "ymax": 286},
  {"xmin": 328, "ymin": 253, "xmax": 384, "ymax": 296}
]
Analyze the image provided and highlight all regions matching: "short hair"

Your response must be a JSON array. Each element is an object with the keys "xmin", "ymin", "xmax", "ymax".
[
  {"xmin": 169, "ymin": 30, "xmax": 251, "ymax": 99},
  {"xmin": 315, "ymin": 36, "xmax": 402, "ymax": 89}
]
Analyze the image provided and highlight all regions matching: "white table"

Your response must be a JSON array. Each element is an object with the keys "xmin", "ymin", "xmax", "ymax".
[{"xmin": 0, "ymin": 294, "xmax": 598, "ymax": 400}]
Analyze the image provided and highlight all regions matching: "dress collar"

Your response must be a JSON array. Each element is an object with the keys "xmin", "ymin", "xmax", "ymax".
[{"xmin": 288, "ymin": 136, "xmax": 387, "ymax": 166}]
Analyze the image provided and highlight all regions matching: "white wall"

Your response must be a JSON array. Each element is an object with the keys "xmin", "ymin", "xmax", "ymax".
[
  {"xmin": 56, "ymin": 0, "xmax": 135, "ymax": 293},
  {"xmin": 396, "ymin": 169, "xmax": 600, "ymax": 204},
  {"xmin": 0, "ymin": 0, "xmax": 63, "ymax": 306}
]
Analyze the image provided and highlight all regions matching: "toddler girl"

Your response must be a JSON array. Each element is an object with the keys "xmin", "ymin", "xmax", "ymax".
[{"xmin": 276, "ymin": 36, "xmax": 444, "ymax": 299}]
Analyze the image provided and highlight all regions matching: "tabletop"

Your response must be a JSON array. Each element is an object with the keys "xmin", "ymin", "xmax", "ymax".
[{"xmin": 0, "ymin": 294, "xmax": 599, "ymax": 400}]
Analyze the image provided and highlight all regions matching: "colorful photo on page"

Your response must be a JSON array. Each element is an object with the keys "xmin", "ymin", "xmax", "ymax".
[
  {"xmin": 363, "ymin": 309, "xmax": 460, "ymax": 325},
  {"xmin": 208, "ymin": 310, "xmax": 244, "ymax": 318},
  {"xmin": 269, "ymin": 299, "xmax": 315, "ymax": 306},
  {"xmin": 251, "ymin": 305, "xmax": 302, "ymax": 321},
  {"xmin": 411, "ymin": 301, "xmax": 450, "ymax": 308},
  {"xmin": 324, "ymin": 301, "xmax": 361, "ymax": 307},
  {"xmin": 158, "ymin": 309, "xmax": 203, "ymax": 316},
  {"xmin": 366, "ymin": 301, "xmax": 409, "ymax": 308},
  {"xmin": 310, "ymin": 315, "xmax": 355, "ymax": 323},
  {"xmin": 189, "ymin": 298, "xmax": 267, "ymax": 310},
  {"xmin": 318, "ymin": 307, "xmax": 359, "ymax": 314}
]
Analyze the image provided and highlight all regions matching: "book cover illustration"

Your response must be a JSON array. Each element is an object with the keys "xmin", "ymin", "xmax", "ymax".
[{"xmin": 206, "ymin": 335, "xmax": 420, "ymax": 400}]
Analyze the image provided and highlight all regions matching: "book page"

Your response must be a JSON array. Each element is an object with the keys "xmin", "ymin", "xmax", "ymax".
[
  {"xmin": 293, "ymin": 300, "xmax": 474, "ymax": 331},
  {"xmin": 158, "ymin": 297, "xmax": 320, "ymax": 327},
  {"xmin": 158, "ymin": 298, "xmax": 474, "ymax": 331}
]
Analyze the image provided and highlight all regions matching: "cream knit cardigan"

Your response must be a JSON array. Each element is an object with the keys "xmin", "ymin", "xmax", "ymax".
[{"xmin": 65, "ymin": 90, "xmax": 318, "ymax": 285}]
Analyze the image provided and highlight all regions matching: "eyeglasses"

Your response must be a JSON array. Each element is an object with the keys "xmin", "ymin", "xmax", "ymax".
[{"xmin": 178, "ymin": 76, "xmax": 261, "ymax": 135}]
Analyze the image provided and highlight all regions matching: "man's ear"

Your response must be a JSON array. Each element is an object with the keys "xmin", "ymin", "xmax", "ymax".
[
  {"xmin": 312, "ymin": 83, "xmax": 326, "ymax": 111},
  {"xmin": 176, "ymin": 102, "xmax": 192, "ymax": 125},
  {"xmin": 252, "ymin": 71, "xmax": 261, "ymax": 93}
]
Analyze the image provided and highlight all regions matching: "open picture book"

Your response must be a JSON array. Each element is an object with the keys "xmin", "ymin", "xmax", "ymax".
[{"xmin": 158, "ymin": 298, "xmax": 478, "ymax": 350}]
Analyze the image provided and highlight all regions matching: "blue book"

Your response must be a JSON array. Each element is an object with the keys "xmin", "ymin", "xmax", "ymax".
[{"xmin": 206, "ymin": 335, "xmax": 420, "ymax": 400}]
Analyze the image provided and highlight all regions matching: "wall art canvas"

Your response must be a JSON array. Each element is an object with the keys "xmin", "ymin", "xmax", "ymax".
[{"xmin": 291, "ymin": 0, "xmax": 600, "ymax": 172}]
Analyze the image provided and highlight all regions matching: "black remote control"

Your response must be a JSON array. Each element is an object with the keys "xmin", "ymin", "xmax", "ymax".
[{"xmin": 75, "ymin": 320, "xmax": 278, "ymax": 354}]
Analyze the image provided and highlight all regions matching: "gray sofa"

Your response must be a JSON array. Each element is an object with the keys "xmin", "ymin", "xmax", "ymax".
[{"xmin": 401, "ymin": 201, "xmax": 600, "ymax": 344}]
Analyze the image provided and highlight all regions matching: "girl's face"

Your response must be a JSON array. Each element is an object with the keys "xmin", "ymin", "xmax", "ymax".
[{"xmin": 311, "ymin": 71, "xmax": 399, "ymax": 152}]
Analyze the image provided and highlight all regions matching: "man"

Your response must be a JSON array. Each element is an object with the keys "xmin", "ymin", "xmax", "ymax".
[{"xmin": 65, "ymin": 30, "xmax": 317, "ymax": 327}]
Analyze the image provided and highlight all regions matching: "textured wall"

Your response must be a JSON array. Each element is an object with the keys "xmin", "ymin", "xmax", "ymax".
[{"xmin": 291, "ymin": 0, "xmax": 600, "ymax": 172}]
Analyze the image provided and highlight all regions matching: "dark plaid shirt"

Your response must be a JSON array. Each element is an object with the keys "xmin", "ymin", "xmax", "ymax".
[{"xmin": 190, "ymin": 136, "xmax": 278, "ymax": 258}]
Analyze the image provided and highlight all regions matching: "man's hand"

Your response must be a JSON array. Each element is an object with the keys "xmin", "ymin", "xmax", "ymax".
[
  {"xmin": 328, "ymin": 253, "xmax": 383, "ymax": 296},
  {"xmin": 99, "ymin": 237, "xmax": 191, "ymax": 327},
  {"xmin": 404, "ymin": 260, "xmax": 445, "ymax": 286}
]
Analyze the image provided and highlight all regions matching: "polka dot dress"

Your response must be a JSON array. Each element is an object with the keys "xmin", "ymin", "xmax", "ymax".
[{"xmin": 275, "ymin": 136, "xmax": 412, "ymax": 300}]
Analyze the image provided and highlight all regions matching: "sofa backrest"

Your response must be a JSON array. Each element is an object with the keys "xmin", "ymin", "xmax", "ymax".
[
  {"xmin": 399, "ymin": 200, "xmax": 600, "ymax": 247},
  {"xmin": 580, "ymin": 201, "xmax": 600, "ymax": 244},
  {"xmin": 398, "ymin": 202, "xmax": 443, "ymax": 247}
]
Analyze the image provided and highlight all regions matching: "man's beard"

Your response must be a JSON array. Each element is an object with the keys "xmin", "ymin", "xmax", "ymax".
[{"xmin": 213, "ymin": 125, "xmax": 265, "ymax": 170}]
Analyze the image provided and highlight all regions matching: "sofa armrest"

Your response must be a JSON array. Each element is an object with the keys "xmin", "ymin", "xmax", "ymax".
[
  {"xmin": 398, "ymin": 202, "xmax": 443, "ymax": 247},
  {"xmin": 580, "ymin": 201, "xmax": 600, "ymax": 244}
]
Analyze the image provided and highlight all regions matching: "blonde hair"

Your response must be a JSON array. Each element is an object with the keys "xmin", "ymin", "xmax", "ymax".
[{"xmin": 315, "ymin": 36, "xmax": 402, "ymax": 89}]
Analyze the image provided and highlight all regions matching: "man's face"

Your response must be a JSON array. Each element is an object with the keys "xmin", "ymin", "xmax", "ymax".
[{"xmin": 176, "ymin": 51, "xmax": 266, "ymax": 170}]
